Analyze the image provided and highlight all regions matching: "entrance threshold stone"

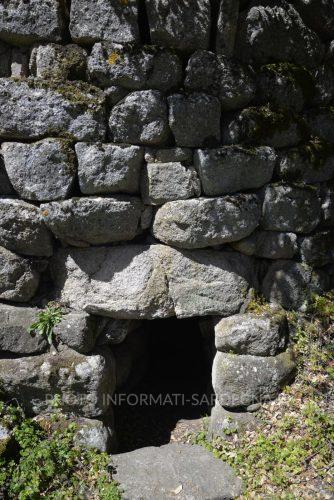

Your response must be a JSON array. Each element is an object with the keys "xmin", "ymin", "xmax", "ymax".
[{"xmin": 112, "ymin": 443, "xmax": 243, "ymax": 499}]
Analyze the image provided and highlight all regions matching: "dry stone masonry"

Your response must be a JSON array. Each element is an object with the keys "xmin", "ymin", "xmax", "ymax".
[{"xmin": 0, "ymin": 0, "xmax": 333, "ymax": 450}]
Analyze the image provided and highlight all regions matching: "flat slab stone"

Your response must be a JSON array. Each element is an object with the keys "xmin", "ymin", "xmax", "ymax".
[
  {"xmin": 51, "ymin": 244, "xmax": 256, "ymax": 319},
  {"xmin": 112, "ymin": 443, "xmax": 243, "ymax": 499}
]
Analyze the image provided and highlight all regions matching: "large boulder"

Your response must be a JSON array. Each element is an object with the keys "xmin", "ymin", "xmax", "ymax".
[
  {"xmin": 0, "ymin": 304, "xmax": 47, "ymax": 355},
  {"xmin": 2, "ymin": 140, "xmax": 76, "ymax": 202},
  {"xmin": 0, "ymin": 79, "xmax": 106, "ymax": 141},
  {"xmin": 152, "ymin": 195, "xmax": 261, "ymax": 249},
  {"xmin": 232, "ymin": 230, "xmax": 297, "ymax": 259},
  {"xmin": 222, "ymin": 106, "xmax": 305, "ymax": 148},
  {"xmin": 215, "ymin": 309, "xmax": 288, "ymax": 356},
  {"xmin": 30, "ymin": 43, "xmax": 88, "ymax": 81},
  {"xmin": 146, "ymin": 0, "xmax": 211, "ymax": 53},
  {"xmin": 235, "ymin": 0, "xmax": 324, "ymax": 67},
  {"xmin": 0, "ymin": 347, "xmax": 116, "ymax": 417},
  {"xmin": 76, "ymin": 143, "xmax": 143, "ymax": 195},
  {"xmin": 40, "ymin": 196, "xmax": 144, "ymax": 247},
  {"xmin": 185, "ymin": 51, "xmax": 256, "ymax": 111},
  {"xmin": 0, "ymin": 247, "xmax": 41, "ymax": 303},
  {"xmin": 141, "ymin": 162, "xmax": 201, "ymax": 205},
  {"xmin": 69, "ymin": 0, "xmax": 140, "ymax": 45},
  {"xmin": 194, "ymin": 146, "xmax": 275, "ymax": 195},
  {"xmin": 51, "ymin": 244, "xmax": 256, "ymax": 319},
  {"xmin": 299, "ymin": 231, "xmax": 334, "ymax": 267},
  {"xmin": 261, "ymin": 184, "xmax": 321, "ymax": 233},
  {"xmin": 168, "ymin": 93, "xmax": 221, "ymax": 148},
  {"xmin": 0, "ymin": 0, "xmax": 65, "ymax": 45},
  {"xmin": 0, "ymin": 198, "xmax": 53, "ymax": 257},
  {"xmin": 213, "ymin": 350, "xmax": 296, "ymax": 408},
  {"xmin": 277, "ymin": 144, "xmax": 334, "ymax": 184},
  {"xmin": 88, "ymin": 43, "xmax": 182, "ymax": 92},
  {"xmin": 109, "ymin": 90, "xmax": 170, "ymax": 146}
]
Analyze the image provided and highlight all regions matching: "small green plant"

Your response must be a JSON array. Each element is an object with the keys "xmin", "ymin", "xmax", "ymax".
[
  {"xmin": 0, "ymin": 402, "xmax": 122, "ymax": 499},
  {"xmin": 28, "ymin": 302, "xmax": 63, "ymax": 346}
]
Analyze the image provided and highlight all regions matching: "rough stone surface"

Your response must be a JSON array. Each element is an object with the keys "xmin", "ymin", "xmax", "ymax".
[
  {"xmin": 232, "ymin": 230, "xmax": 298, "ymax": 259},
  {"xmin": 69, "ymin": 0, "xmax": 140, "ymax": 45},
  {"xmin": 213, "ymin": 350, "xmax": 296, "ymax": 408},
  {"xmin": 216, "ymin": 0, "xmax": 240, "ymax": 56},
  {"xmin": 10, "ymin": 47, "xmax": 29, "ymax": 77},
  {"xmin": 54, "ymin": 312, "xmax": 101, "ymax": 354},
  {"xmin": 41, "ymin": 196, "xmax": 144, "ymax": 247},
  {"xmin": 0, "ymin": 198, "xmax": 53, "ymax": 257},
  {"xmin": 235, "ymin": 0, "xmax": 324, "ymax": 67},
  {"xmin": 168, "ymin": 93, "xmax": 221, "ymax": 148},
  {"xmin": 74, "ymin": 416, "xmax": 116, "ymax": 453},
  {"xmin": 209, "ymin": 402, "xmax": 259, "ymax": 439},
  {"xmin": 0, "ymin": 78, "xmax": 106, "ymax": 141},
  {"xmin": 299, "ymin": 231, "xmax": 334, "ymax": 267},
  {"xmin": 112, "ymin": 443, "xmax": 243, "ymax": 499},
  {"xmin": 222, "ymin": 107, "xmax": 304, "ymax": 148},
  {"xmin": 277, "ymin": 147, "xmax": 334, "ymax": 184},
  {"xmin": 0, "ymin": 347, "xmax": 116, "ymax": 417},
  {"xmin": 97, "ymin": 319, "xmax": 140, "ymax": 346},
  {"xmin": 76, "ymin": 143, "xmax": 143, "ymax": 195},
  {"xmin": 0, "ymin": 304, "xmax": 47, "ymax": 355},
  {"xmin": 194, "ymin": 146, "xmax": 276, "ymax": 195},
  {"xmin": 322, "ymin": 186, "xmax": 334, "ymax": 227},
  {"xmin": 109, "ymin": 90, "xmax": 170, "ymax": 146},
  {"xmin": 261, "ymin": 184, "xmax": 321, "ymax": 234},
  {"xmin": 185, "ymin": 51, "xmax": 256, "ymax": 111},
  {"xmin": 256, "ymin": 65, "xmax": 311, "ymax": 112},
  {"xmin": 293, "ymin": 0, "xmax": 334, "ymax": 41},
  {"xmin": 30, "ymin": 43, "xmax": 88, "ymax": 81},
  {"xmin": 141, "ymin": 162, "xmax": 201, "ymax": 205},
  {"xmin": 262, "ymin": 260, "xmax": 314, "ymax": 310},
  {"xmin": 35, "ymin": 413, "xmax": 116, "ymax": 453},
  {"xmin": 88, "ymin": 43, "xmax": 182, "ymax": 92},
  {"xmin": 152, "ymin": 194, "xmax": 261, "ymax": 249},
  {"xmin": 0, "ymin": 247, "xmax": 40, "ymax": 303},
  {"xmin": 146, "ymin": 0, "xmax": 211, "ymax": 53},
  {"xmin": 145, "ymin": 148, "xmax": 193, "ymax": 165},
  {"xmin": 2, "ymin": 140, "xmax": 76, "ymax": 201},
  {"xmin": 0, "ymin": 0, "xmax": 65, "ymax": 45},
  {"xmin": 215, "ymin": 309, "xmax": 288, "ymax": 356},
  {"xmin": 51, "ymin": 245, "xmax": 256, "ymax": 319}
]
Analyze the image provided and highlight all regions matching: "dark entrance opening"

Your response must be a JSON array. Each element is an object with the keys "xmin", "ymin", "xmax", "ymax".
[{"xmin": 114, "ymin": 317, "xmax": 215, "ymax": 453}]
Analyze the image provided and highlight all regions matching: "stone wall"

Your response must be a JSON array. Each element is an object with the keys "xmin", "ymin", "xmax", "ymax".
[{"xmin": 0, "ymin": 0, "xmax": 333, "ymax": 449}]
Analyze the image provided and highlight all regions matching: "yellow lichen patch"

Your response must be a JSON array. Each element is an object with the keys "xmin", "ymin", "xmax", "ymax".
[
  {"xmin": 41, "ymin": 209, "xmax": 49, "ymax": 217},
  {"xmin": 119, "ymin": 0, "xmax": 129, "ymax": 5},
  {"xmin": 108, "ymin": 51, "xmax": 121, "ymax": 65}
]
